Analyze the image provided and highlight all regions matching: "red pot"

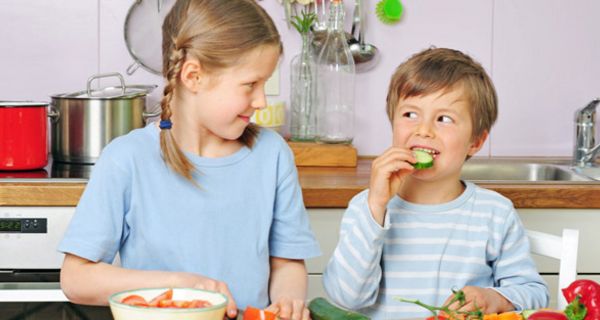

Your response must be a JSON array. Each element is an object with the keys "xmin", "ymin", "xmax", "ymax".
[{"xmin": 0, "ymin": 101, "xmax": 49, "ymax": 170}]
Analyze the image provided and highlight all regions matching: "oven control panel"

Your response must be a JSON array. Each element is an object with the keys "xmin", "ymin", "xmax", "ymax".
[
  {"xmin": 0, "ymin": 218, "xmax": 47, "ymax": 233},
  {"xmin": 0, "ymin": 207, "xmax": 75, "ymax": 269}
]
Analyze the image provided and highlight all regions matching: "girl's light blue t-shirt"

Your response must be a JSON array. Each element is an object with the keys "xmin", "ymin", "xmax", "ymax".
[{"xmin": 58, "ymin": 124, "xmax": 321, "ymax": 309}]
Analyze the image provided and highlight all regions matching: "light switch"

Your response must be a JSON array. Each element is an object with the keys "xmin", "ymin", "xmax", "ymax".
[{"xmin": 265, "ymin": 64, "xmax": 280, "ymax": 96}]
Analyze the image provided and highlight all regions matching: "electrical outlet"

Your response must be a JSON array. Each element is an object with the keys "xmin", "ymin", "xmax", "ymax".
[{"xmin": 265, "ymin": 64, "xmax": 280, "ymax": 96}]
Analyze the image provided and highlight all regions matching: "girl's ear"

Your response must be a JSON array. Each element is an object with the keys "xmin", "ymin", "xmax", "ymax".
[
  {"xmin": 468, "ymin": 131, "xmax": 488, "ymax": 156},
  {"xmin": 179, "ymin": 59, "xmax": 204, "ymax": 92}
]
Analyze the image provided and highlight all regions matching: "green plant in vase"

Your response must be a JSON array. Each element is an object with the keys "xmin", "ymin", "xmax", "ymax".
[{"xmin": 290, "ymin": 10, "xmax": 318, "ymax": 141}]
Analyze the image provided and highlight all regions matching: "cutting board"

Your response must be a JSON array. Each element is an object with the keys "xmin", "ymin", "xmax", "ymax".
[{"xmin": 288, "ymin": 141, "xmax": 357, "ymax": 167}]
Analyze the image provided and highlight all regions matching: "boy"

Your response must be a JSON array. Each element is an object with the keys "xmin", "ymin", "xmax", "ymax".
[{"xmin": 322, "ymin": 48, "xmax": 549, "ymax": 319}]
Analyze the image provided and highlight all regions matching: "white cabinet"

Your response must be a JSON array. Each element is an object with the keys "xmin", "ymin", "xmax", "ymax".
[
  {"xmin": 306, "ymin": 209, "xmax": 344, "ymax": 301},
  {"xmin": 306, "ymin": 209, "xmax": 344, "ymax": 274},
  {"xmin": 305, "ymin": 208, "xmax": 600, "ymax": 307},
  {"xmin": 518, "ymin": 209, "xmax": 600, "ymax": 274}
]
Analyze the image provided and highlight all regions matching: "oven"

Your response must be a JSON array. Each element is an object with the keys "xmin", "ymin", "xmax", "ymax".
[{"xmin": 0, "ymin": 205, "xmax": 112, "ymax": 319}]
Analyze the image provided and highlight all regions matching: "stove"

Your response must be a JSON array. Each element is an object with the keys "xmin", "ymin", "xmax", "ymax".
[
  {"xmin": 0, "ymin": 156, "xmax": 88, "ymax": 272},
  {"xmin": 0, "ymin": 176, "xmax": 113, "ymax": 318},
  {"xmin": 0, "ymin": 157, "xmax": 93, "ymax": 311},
  {"xmin": 0, "ymin": 156, "xmax": 93, "ymax": 182}
]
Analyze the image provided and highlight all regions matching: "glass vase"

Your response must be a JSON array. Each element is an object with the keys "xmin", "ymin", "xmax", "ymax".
[
  {"xmin": 315, "ymin": 0, "xmax": 355, "ymax": 144},
  {"xmin": 290, "ymin": 32, "xmax": 318, "ymax": 141}
]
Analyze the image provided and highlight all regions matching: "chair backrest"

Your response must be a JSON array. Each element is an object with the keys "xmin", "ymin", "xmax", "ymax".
[{"xmin": 526, "ymin": 228, "xmax": 579, "ymax": 310}]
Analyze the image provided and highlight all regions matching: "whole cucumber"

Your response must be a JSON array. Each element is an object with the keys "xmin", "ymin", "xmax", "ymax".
[{"xmin": 308, "ymin": 297, "xmax": 370, "ymax": 320}]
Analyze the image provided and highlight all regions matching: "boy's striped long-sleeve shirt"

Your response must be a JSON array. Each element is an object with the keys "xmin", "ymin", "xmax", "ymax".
[{"xmin": 323, "ymin": 182, "xmax": 549, "ymax": 319}]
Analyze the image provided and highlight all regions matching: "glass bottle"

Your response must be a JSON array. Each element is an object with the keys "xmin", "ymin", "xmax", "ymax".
[
  {"xmin": 315, "ymin": 0, "xmax": 355, "ymax": 144},
  {"xmin": 290, "ymin": 32, "xmax": 318, "ymax": 141}
]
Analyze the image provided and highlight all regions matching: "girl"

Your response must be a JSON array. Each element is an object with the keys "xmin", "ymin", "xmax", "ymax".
[{"xmin": 58, "ymin": 1, "xmax": 321, "ymax": 319}]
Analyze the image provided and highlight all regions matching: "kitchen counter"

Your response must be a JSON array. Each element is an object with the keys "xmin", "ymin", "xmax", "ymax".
[{"xmin": 2, "ymin": 158, "xmax": 600, "ymax": 208}]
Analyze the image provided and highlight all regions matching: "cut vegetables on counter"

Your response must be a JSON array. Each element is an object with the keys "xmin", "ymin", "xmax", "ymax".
[
  {"xmin": 397, "ymin": 287, "xmax": 583, "ymax": 320},
  {"xmin": 308, "ymin": 297, "xmax": 370, "ymax": 320},
  {"xmin": 526, "ymin": 310, "xmax": 569, "ymax": 320},
  {"xmin": 243, "ymin": 307, "xmax": 277, "ymax": 320},
  {"xmin": 397, "ymin": 288, "xmax": 485, "ymax": 320},
  {"xmin": 562, "ymin": 280, "xmax": 600, "ymax": 320},
  {"xmin": 395, "ymin": 280, "xmax": 600, "ymax": 320}
]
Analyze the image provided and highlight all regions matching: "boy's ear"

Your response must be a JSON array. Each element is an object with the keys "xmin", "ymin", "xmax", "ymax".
[
  {"xmin": 179, "ymin": 59, "xmax": 204, "ymax": 92},
  {"xmin": 467, "ymin": 131, "xmax": 489, "ymax": 156}
]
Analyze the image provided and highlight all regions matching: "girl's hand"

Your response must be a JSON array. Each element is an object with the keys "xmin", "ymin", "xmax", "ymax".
[
  {"xmin": 175, "ymin": 272, "xmax": 238, "ymax": 318},
  {"xmin": 266, "ymin": 297, "xmax": 310, "ymax": 320},
  {"xmin": 368, "ymin": 147, "xmax": 416, "ymax": 225},
  {"xmin": 443, "ymin": 286, "xmax": 514, "ymax": 314}
]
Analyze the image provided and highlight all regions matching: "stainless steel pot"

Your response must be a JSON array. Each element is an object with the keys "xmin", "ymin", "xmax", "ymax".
[{"xmin": 49, "ymin": 73, "xmax": 158, "ymax": 164}]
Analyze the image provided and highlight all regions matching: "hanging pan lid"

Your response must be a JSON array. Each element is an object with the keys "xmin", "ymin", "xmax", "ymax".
[{"xmin": 123, "ymin": 0, "xmax": 176, "ymax": 75}]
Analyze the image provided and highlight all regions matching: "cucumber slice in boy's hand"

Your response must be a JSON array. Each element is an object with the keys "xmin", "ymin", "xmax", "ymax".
[{"xmin": 412, "ymin": 150, "xmax": 434, "ymax": 169}]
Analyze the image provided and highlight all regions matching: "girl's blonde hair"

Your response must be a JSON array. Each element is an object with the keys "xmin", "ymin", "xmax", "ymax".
[
  {"xmin": 386, "ymin": 47, "xmax": 498, "ymax": 141},
  {"xmin": 160, "ymin": 0, "xmax": 281, "ymax": 182}
]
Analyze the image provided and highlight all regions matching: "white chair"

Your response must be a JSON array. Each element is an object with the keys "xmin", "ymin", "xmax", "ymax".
[{"xmin": 526, "ymin": 228, "xmax": 579, "ymax": 310}]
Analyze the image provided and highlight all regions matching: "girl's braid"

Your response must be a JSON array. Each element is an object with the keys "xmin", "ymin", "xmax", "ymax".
[{"xmin": 159, "ymin": 44, "xmax": 197, "ymax": 183}]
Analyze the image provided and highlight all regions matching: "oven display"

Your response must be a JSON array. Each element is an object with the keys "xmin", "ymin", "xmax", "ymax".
[
  {"xmin": 0, "ymin": 219, "xmax": 21, "ymax": 232},
  {"xmin": 0, "ymin": 218, "xmax": 47, "ymax": 233}
]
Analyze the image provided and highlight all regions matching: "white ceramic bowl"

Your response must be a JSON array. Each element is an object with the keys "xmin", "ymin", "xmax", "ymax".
[{"xmin": 109, "ymin": 287, "xmax": 227, "ymax": 320}]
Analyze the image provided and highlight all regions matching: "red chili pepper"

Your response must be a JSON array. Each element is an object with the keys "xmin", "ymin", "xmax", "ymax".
[{"xmin": 562, "ymin": 279, "xmax": 600, "ymax": 320}]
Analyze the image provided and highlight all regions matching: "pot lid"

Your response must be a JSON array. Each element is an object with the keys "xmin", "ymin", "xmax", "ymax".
[
  {"xmin": 124, "ymin": 0, "xmax": 176, "ymax": 75},
  {"xmin": 53, "ymin": 86, "xmax": 156, "ymax": 99},
  {"xmin": 51, "ymin": 73, "xmax": 157, "ymax": 99},
  {"xmin": 0, "ymin": 101, "xmax": 48, "ymax": 107}
]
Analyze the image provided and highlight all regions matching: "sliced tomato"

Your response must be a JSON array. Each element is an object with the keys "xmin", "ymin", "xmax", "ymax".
[
  {"xmin": 171, "ymin": 300, "xmax": 191, "ymax": 308},
  {"xmin": 121, "ymin": 294, "xmax": 149, "ymax": 307},
  {"xmin": 244, "ymin": 306, "xmax": 277, "ymax": 320},
  {"xmin": 188, "ymin": 299, "xmax": 212, "ymax": 308},
  {"xmin": 122, "ymin": 289, "xmax": 211, "ymax": 309},
  {"xmin": 425, "ymin": 315, "xmax": 449, "ymax": 320},
  {"xmin": 149, "ymin": 289, "xmax": 174, "ymax": 307},
  {"xmin": 158, "ymin": 299, "xmax": 175, "ymax": 308}
]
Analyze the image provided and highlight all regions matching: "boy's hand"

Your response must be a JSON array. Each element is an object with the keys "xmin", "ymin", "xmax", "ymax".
[
  {"xmin": 266, "ymin": 297, "xmax": 310, "ymax": 320},
  {"xmin": 443, "ymin": 286, "xmax": 514, "ymax": 314},
  {"xmin": 367, "ymin": 147, "xmax": 416, "ymax": 226}
]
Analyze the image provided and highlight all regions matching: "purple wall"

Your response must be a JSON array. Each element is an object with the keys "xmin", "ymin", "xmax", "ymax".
[{"xmin": 1, "ymin": 0, "xmax": 599, "ymax": 157}]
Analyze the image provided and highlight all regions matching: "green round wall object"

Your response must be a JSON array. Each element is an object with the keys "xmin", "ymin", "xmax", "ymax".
[{"xmin": 376, "ymin": 0, "xmax": 404, "ymax": 24}]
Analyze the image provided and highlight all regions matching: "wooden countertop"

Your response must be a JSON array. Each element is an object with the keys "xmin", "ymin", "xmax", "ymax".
[
  {"xmin": 2, "ymin": 159, "xmax": 600, "ymax": 208},
  {"xmin": 298, "ymin": 159, "xmax": 600, "ymax": 208}
]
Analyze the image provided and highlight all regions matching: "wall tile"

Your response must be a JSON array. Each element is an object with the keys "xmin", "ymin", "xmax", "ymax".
[
  {"xmin": 366, "ymin": 0, "xmax": 494, "ymax": 157},
  {"xmin": 265, "ymin": 0, "xmax": 494, "ymax": 157},
  {"xmin": 491, "ymin": 0, "xmax": 600, "ymax": 156},
  {"xmin": 0, "ymin": 0, "xmax": 98, "ymax": 102},
  {"xmin": 99, "ymin": 0, "xmax": 164, "ymax": 110},
  {"xmin": 4, "ymin": 0, "xmax": 598, "ymax": 157}
]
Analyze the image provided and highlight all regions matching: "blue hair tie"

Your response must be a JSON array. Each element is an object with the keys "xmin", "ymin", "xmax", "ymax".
[{"xmin": 159, "ymin": 119, "xmax": 172, "ymax": 130}]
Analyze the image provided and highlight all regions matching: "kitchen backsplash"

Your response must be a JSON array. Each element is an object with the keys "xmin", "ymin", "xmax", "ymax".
[{"xmin": 1, "ymin": 0, "xmax": 599, "ymax": 157}]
